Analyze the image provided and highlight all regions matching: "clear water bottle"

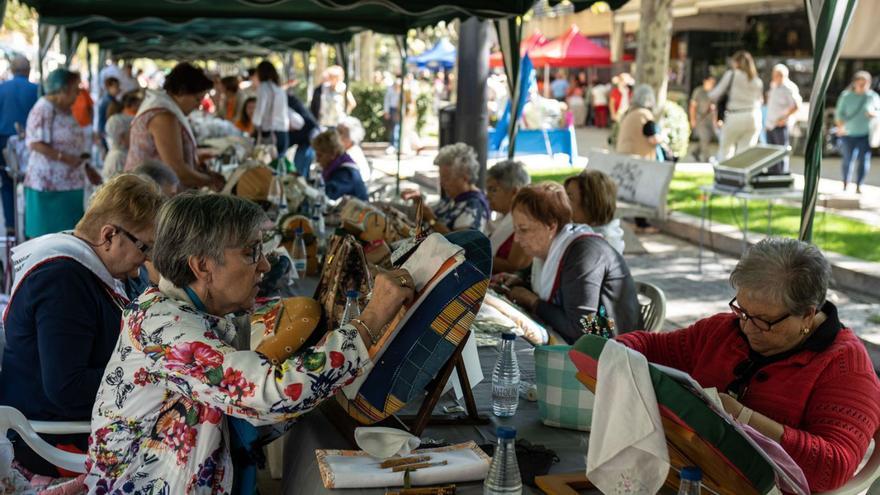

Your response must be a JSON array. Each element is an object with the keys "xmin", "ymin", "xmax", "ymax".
[
  {"xmin": 483, "ymin": 426, "xmax": 522, "ymax": 495},
  {"xmin": 314, "ymin": 174, "xmax": 326, "ymax": 209},
  {"xmin": 340, "ymin": 290, "xmax": 361, "ymax": 325},
  {"xmin": 291, "ymin": 228, "xmax": 307, "ymax": 279},
  {"xmin": 312, "ymin": 203, "xmax": 326, "ymax": 253},
  {"xmin": 492, "ymin": 333, "xmax": 520, "ymax": 417},
  {"xmin": 677, "ymin": 466, "xmax": 702, "ymax": 495}
]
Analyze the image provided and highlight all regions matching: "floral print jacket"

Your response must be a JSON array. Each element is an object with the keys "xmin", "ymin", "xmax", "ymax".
[{"xmin": 84, "ymin": 280, "xmax": 370, "ymax": 494}]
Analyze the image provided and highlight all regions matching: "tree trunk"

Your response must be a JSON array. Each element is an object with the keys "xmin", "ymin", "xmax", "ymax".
[
  {"xmin": 359, "ymin": 31, "xmax": 375, "ymax": 83},
  {"xmin": 634, "ymin": 0, "xmax": 674, "ymax": 110}
]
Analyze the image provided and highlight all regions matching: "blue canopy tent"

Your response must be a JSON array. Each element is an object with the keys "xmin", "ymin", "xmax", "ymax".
[{"xmin": 407, "ymin": 38, "xmax": 456, "ymax": 71}]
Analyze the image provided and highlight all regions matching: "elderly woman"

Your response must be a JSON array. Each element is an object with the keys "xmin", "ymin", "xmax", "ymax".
[
  {"xmin": 24, "ymin": 68, "xmax": 102, "ymax": 238},
  {"xmin": 835, "ymin": 70, "xmax": 880, "ymax": 194},
  {"xmin": 618, "ymin": 238, "xmax": 880, "ymax": 492},
  {"xmin": 486, "ymin": 160, "xmax": 531, "ymax": 274},
  {"xmin": 405, "ymin": 143, "xmax": 490, "ymax": 234},
  {"xmin": 125, "ymin": 62, "xmax": 224, "ymax": 191},
  {"xmin": 495, "ymin": 182, "xmax": 639, "ymax": 342},
  {"xmin": 337, "ymin": 116, "xmax": 371, "ymax": 182},
  {"xmin": 312, "ymin": 129, "xmax": 368, "ymax": 201},
  {"xmin": 0, "ymin": 174, "xmax": 164, "ymax": 476},
  {"xmin": 616, "ymin": 83, "xmax": 660, "ymax": 161},
  {"xmin": 84, "ymin": 193, "xmax": 414, "ymax": 493},
  {"xmin": 564, "ymin": 170, "xmax": 624, "ymax": 254}
]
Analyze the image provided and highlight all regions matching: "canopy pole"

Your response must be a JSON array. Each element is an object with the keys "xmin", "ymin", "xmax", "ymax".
[
  {"xmin": 0, "ymin": 0, "xmax": 7, "ymax": 27},
  {"xmin": 543, "ymin": 64, "xmax": 550, "ymax": 98},
  {"xmin": 455, "ymin": 17, "xmax": 490, "ymax": 188},
  {"xmin": 395, "ymin": 35, "xmax": 407, "ymax": 197}
]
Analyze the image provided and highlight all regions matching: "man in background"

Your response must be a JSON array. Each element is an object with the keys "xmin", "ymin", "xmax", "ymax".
[
  {"xmin": 765, "ymin": 64, "xmax": 802, "ymax": 174},
  {"xmin": 689, "ymin": 74, "xmax": 717, "ymax": 162},
  {"xmin": 0, "ymin": 56, "xmax": 38, "ymax": 234}
]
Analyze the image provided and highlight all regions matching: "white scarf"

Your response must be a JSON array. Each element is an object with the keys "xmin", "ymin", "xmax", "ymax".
[
  {"xmin": 137, "ymin": 89, "xmax": 197, "ymax": 150},
  {"xmin": 591, "ymin": 218, "xmax": 625, "ymax": 255},
  {"xmin": 489, "ymin": 213, "xmax": 514, "ymax": 258},
  {"xmin": 530, "ymin": 223, "xmax": 595, "ymax": 301},
  {"xmin": 4, "ymin": 232, "xmax": 128, "ymax": 321}
]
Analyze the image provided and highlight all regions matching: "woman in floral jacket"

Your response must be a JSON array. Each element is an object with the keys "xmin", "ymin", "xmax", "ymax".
[{"xmin": 84, "ymin": 193, "xmax": 414, "ymax": 494}]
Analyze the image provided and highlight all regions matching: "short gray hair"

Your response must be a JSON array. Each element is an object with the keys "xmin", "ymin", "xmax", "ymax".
[
  {"xmin": 631, "ymin": 84, "xmax": 656, "ymax": 110},
  {"xmin": 434, "ymin": 143, "xmax": 479, "ymax": 184},
  {"xmin": 729, "ymin": 237, "xmax": 831, "ymax": 316},
  {"xmin": 487, "ymin": 160, "xmax": 530, "ymax": 190},
  {"xmin": 153, "ymin": 192, "xmax": 267, "ymax": 287}
]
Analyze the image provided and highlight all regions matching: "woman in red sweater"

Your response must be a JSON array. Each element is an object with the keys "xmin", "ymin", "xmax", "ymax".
[{"xmin": 618, "ymin": 237, "xmax": 880, "ymax": 492}]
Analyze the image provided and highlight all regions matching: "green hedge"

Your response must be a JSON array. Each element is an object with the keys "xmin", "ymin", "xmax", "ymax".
[{"xmin": 350, "ymin": 82, "xmax": 387, "ymax": 143}]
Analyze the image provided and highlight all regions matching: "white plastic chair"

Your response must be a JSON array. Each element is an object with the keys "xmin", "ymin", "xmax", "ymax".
[
  {"xmin": 0, "ymin": 406, "xmax": 88, "ymax": 474},
  {"xmin": 635, "ymin": 280, "xmax": 667, "ymax": 332},
  {"xmin": 818, "ymin": 429, "xmax": 880, "ymax": 495}
]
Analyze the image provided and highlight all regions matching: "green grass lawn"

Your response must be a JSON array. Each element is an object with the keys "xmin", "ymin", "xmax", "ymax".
[{"xmin": 529, "ymin": 168, "xmax": 880, "ymax": 262}]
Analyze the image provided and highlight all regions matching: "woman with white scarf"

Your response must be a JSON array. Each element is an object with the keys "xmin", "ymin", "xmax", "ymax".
[
  {"xmin": 125, "ymin": 62, "xmax": 224, "ymax": 190},
  {"xmin": 486, "ymin": 159, "xmax": 531, "ymax": 274},
  {"xmin": 493, "ymin": 182, "xmax": 640, "ymax": 343}
]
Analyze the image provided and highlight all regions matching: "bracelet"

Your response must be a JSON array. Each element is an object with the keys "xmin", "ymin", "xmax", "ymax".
[
  {"xmin": 350, "ymin": 318, "xmax": 381, "ymax": 346},
  {"xmin": 736, "ymin": 405, "xmax": 754, "ymax": 425}
]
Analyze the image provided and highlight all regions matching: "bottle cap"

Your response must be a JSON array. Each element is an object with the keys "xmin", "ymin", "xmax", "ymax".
[
  {"xmin": 501, "ymin": 332, "xmax": 516, "ymax": 341},
  {"xmin": 496, "ymin": 426, "xmax": 516, "ymax": 439},
  {"xmin": 345, "ymin": 289, "xmax": 360, "ymax": 298},
  {"xmin": 680, "ymin": 466, "xmax": 702, "ymax": 482}
]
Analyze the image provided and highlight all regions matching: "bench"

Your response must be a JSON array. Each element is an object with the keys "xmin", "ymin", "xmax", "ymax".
[{"xmin": 585, "ymin": 149, "xmax": 676, "ymax": 222}]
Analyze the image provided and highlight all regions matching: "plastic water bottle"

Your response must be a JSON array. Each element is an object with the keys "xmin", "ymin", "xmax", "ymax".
[
  {"xmin": 314, "ymin": 174, "xmax": 326, "ymax": 209},
  {"xmin": 483, "ymin": 427, "xmax": 522, "ymax": 495},
  {"xmin": 291, "ymin": 228, "xmax": 307, "ymax": 278},
  {"xmin": 312, "ymin": 204, "xmax": 326, "ymax": 253},
  {"xmin": 677, "ymin": 466, "xmax": 702, "ymax": 495},
  {"xmin": 491, "ymin": 333, "xmax": 520, "ymax": 417},
  {"xmin": 340, "ymin": 290, "xmax": 361, "ymax": 325}
]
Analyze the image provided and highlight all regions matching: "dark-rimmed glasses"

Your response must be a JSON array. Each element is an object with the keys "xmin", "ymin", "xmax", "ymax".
[
  {"xmin": 729, "ymin": 297, "xmax": 791, "ymax": 332},
  {"xmin": 113, "ymin": 225, "xmax": 151, "ymax": 257},
  {"xmin": 243, "ymin": 239, "xmax": 264, "ymax": 265}
]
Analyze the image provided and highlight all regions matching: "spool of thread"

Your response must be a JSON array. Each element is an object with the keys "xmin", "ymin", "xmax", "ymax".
[{"xmin": 519, "ymin": 381, "xmax": 538, "ymax": 402}]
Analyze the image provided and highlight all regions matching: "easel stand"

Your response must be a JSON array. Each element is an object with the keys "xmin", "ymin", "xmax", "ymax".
[{"xmin": 322, "ymin": 331, "xmax": 488, "ymax": 447}]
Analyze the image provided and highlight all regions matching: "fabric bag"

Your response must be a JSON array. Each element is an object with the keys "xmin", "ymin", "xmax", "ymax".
[{"xmin": 534, "ymin": 345, "xmax": 594, "ymax": 431}]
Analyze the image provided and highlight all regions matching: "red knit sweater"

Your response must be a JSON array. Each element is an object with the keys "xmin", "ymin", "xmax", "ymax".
[{"xmin": 617, "ymin": 311, "xmax": 880, "ymax": 492}]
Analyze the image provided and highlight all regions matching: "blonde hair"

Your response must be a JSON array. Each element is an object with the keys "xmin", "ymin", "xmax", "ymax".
[
  {"xmin": 75, "ymin": 174, "xmax": 165, "ymax": 237},
  {"xmin": 732, "ymin": 50, "xmax": 758, "ymax": 80},
  {"xmin": 311, "ymin": 129, "xmax": 345, "ymax": 156},
  {"xmin": 564, "ymin": 170, "xmax": 618, "ymax": 226}
]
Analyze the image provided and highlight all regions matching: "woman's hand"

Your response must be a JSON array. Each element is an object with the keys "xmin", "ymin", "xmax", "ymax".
[
  {"xmin": 401, "ymin": 188, "xmax": 421, "ymax": 201},
  {"xmin": 356, "ymin": 269, "xmax": 415, "ymax": 346},
  {"xmin": 197, "ymin": 148, "xmax": 217, "ymax": 165},
  {"xmin": 508, "ymin": 286, "xmax": 539, "ymax": 312},
  {"xmin": 490, "ymin": 273, "xmax": 523, "ymax": 291},
  {"xmin": 204, "ymin": 170, "xmax": 226, "ymax": 192}
]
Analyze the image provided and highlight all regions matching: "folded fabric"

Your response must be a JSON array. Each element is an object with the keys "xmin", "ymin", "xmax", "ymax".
[
  {"xmin": 479, "ymin": 291, "xmax": 548, "ymax": 345},
  {"xmin": 354, "ymin": 427, "xmax": 420, "ymax": 459},
  {"xmin": 316, "ymin": 441, "xmax": 490, "ymax": 489},
  {"xmin": 535, "ymin": 345, "xmax": 593, "ymax": 431},
  {"xmin": 586, "ymin": 340, "xmax": 669, "ymax": 494},
  {"xmin": 400, "ymin": 233, "xmax": 464, "ymax": 292},
  {"xmin": 739, "ymin": 424, "xmax": 809, "ymax": 495}
]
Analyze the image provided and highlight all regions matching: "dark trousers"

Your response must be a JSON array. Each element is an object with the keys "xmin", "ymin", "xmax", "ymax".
[
  {"xmin": 839, "ymin": 134, "xmax": 872, "ymax": 186},
  {"xmin": 0, "ymin": 135, "xmax": 13, "ymax": 232},
  {"xmin": 386, "ymin": 108, "xmax": 400, "ymax": 148},
  {"xmin": 765, "ymin": 125, "xmax": 790, "ymax": 174}
]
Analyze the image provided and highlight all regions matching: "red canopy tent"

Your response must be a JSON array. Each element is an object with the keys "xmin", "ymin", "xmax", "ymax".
[
  {"xmin": 489, "ymin": 31, "xmax": 548, "ymax": 68},
  {"xmin": 528, "ymin": 24, "xmax": 630, "ymax": 67}
]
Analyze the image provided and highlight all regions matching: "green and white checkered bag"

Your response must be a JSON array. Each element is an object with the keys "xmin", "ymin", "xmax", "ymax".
[{"xmin": 535, "ymin": 345, "xmax": 594, "ymax": 431}]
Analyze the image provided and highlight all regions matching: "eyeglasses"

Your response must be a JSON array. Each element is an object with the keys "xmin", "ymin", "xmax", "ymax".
[
  {"xmin": 243, "ymin": 239, "xmax": 265, "ymax": 265},
  {"xmin": 114, "ymin": 225, "xmax": 151, "ymax": 257},
  {"xmin": 728, "ymin": 297, "xmax": 791, "ymax": 332}
]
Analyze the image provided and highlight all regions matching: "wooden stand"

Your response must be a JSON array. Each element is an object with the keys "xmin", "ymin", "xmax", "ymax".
[{"xmin": 322, "ymin": 331, "xmax": 488, "ymax": 446}]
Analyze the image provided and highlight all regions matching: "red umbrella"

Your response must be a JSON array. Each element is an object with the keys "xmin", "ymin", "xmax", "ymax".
[
  {"xmin": 529, "ymin": 24, "xmax": 626, "ymax": 67},
  {"xmin": 489, "ymin": 31, "xmax": 548, "ymax": 68}
]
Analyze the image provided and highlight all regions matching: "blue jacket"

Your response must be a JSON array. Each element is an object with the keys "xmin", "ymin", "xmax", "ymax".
[
  {"xmin": 0, "ymin": 259, "xmax": 122, "ymax": 421},
  {"xmin": 325, "ymin": 166, "xmax": 368, "ymax": 201},
  {"xmin": 0, "ymin": 75, "xmax": 38, "ymax": 138}
]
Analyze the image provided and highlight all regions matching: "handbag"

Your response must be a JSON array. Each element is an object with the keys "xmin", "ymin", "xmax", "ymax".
[{"xmin": 534, "ymin": 345, "xmax": 594, "ymax": 431}]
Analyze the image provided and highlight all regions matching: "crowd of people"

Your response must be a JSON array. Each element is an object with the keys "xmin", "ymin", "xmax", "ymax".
[{"xmin": 0, "ymin": 51, "xmax": 875, "ymax": 495}]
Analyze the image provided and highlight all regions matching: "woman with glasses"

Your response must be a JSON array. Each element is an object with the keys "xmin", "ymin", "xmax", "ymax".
[
  {"xmin": 84, "ymin": 193, "xmax": 414, "ymax": 494},
  {"xmin": 0, "ymin": 174, "xmax": 165, "ymax": 477},
  {"xmin": 617, "ymin": 237, "xmax": 880, "ymax": 492}
]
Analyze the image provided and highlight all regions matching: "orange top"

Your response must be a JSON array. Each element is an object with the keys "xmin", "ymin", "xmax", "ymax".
[
  {"xmin": 225, "ymin": 95, "xmax": 238, "ymax": 121},
  {"xmin": 235, "ymin": 120, "xmax": 254, "ymax": 135},
  {"xmin": 71, "ymin": 89, "xmax": 93, "ymax": 127}
]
